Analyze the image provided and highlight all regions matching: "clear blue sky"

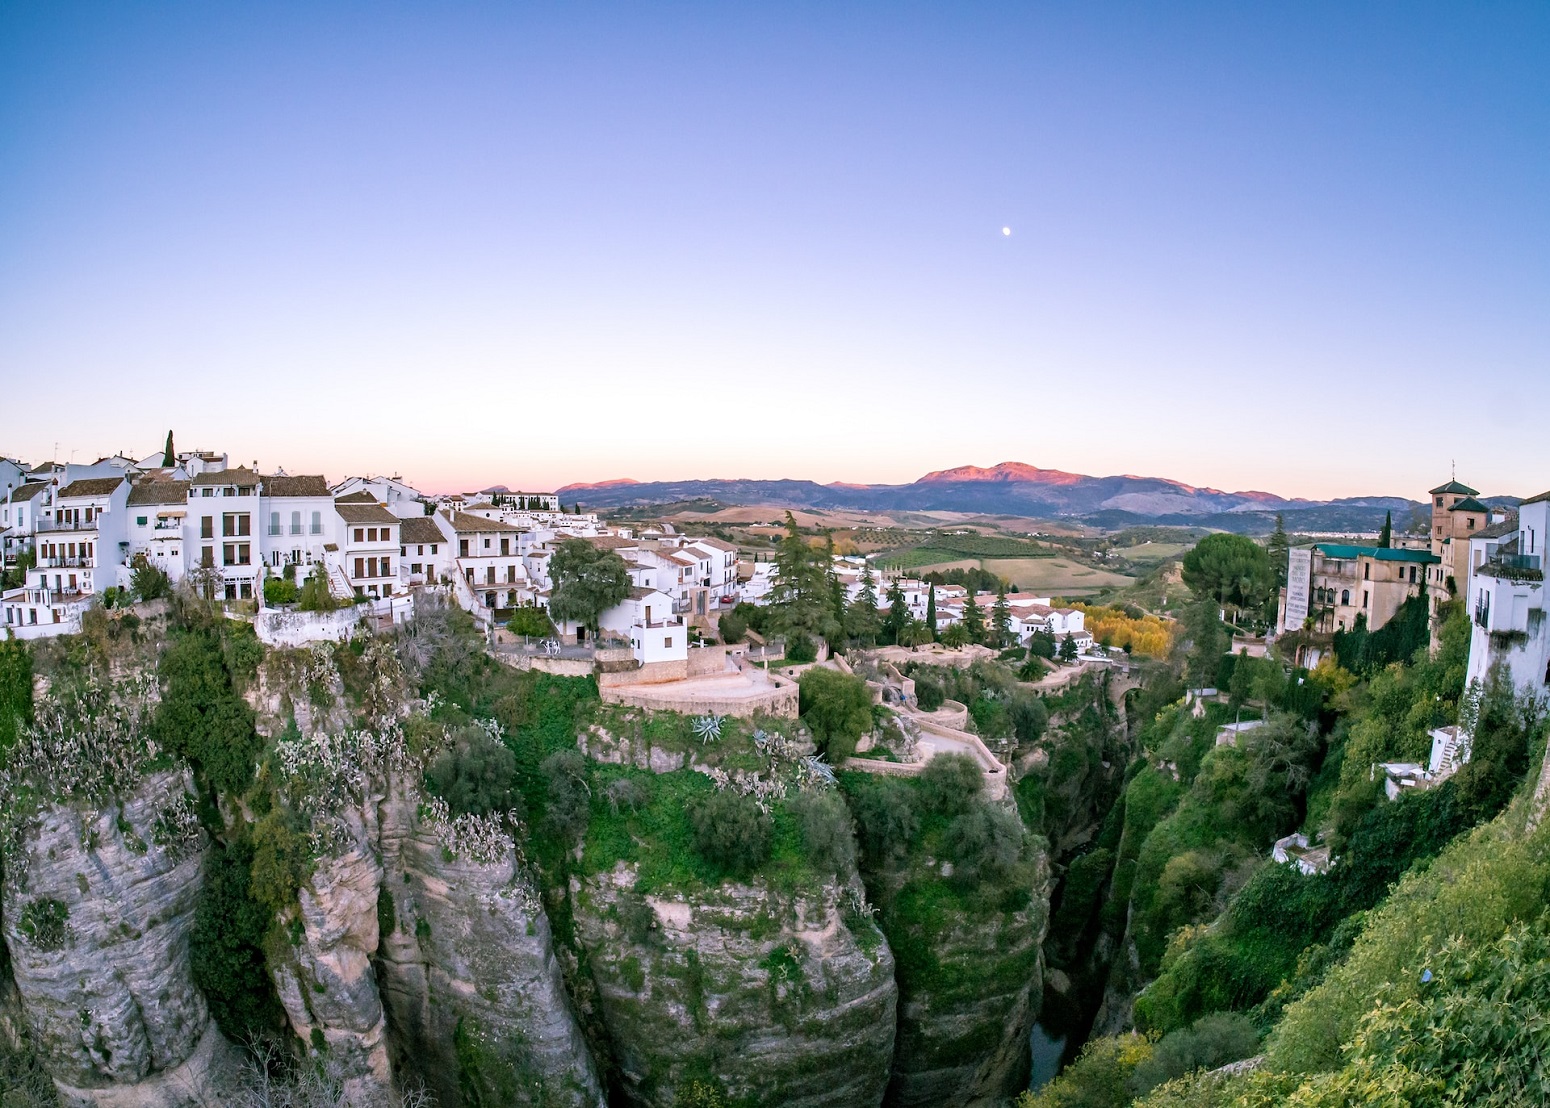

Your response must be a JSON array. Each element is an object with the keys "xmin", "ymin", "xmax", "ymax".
[{"xmin": 2, "ymin": 2, "xmax": 1546, "ymax": 498}]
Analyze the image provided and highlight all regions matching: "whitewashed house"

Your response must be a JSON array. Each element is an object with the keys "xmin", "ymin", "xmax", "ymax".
[
  {"xmin": 2, "ymin": 480, "xmax": 50, "ymax": 575},
  {"xmin": 336, "ymin": 500, "xmax": 401, "ymax": 599},
  {"xmin": 332, "ymin": 475, "xmax": 427, "ymax": 520},
  {"xmin": 3, "ymin": 476, "xmax": 129, "ymax": 635},
  {"xmin": 399, "ymin": 515, "xmax": 454, "ymax": 587},
  {"xmin": 446, "ymin": 511, "xmax": 531, "ymax": 612},
  {"xmin": 126, "ymin": 481, "xmax": 191, "ymax": 582},
  {"xmin": 1462, "ymin": 490, "xmax": 1549, "ymax": 704},
  {"xmin": 259, "ymin": 474, "xmax": 335, "ymax": 575},
  {"xmin": 186, "ymin": 468, "xmax": 262, "ymax": 600}
]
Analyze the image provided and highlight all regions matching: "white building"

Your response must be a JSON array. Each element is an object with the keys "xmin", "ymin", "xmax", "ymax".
[
  {"xmin": 3, "ymin": 476, "xmax": 129, "ymax": 634},
  {"xmin": 259, "ymin": 474, "xmax": 335, "ymax": 574},
  {"xmin": 445, "ymin": 511, "xmax": 531, "ymax": 612},
  {"xmin": 187, "ymin": 468, "xmax": 262, "ymax": 600},
  {"xmin": 399, "ymin": 515, "xmax": 454, "ymax": 587},
  {"xmin": 1462, "ymin": 491, "xmax": 1549, "ymax": 704},
  {"xmin": 126, "ymin": 481, "xmax": 191, "ymax": 582},
  {"xmin": 332, "ymin": 475, "xmax": 428, "ymax": 520},
  {"xmin": 2, "ymin": 480, "xmax": 50, "ymax": 574},
  {"xmin": 336, "ymin": 500, "xmax": 402, "ymax": 599}
]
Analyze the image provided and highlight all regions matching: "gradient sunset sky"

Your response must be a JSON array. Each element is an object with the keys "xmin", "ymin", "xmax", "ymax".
[{"xmin": 2, "ymin": 3, "xmax": 1546, "ymax": 499}]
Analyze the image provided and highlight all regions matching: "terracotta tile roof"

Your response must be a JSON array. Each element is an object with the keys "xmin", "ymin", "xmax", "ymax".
[
  {"xmin": 335, "ymin": 490, "xmax": 379, "ymax": 504},
  {"xmin": 127, "ymin": 481, "xmax": 190, "ymax": 506},
  {"xmin": 399, "ymin": 516, "xmax": 446, "ymax": 544},
  {"xmin": 9, "ymin": 482, "xmax": 49, "ymax": 502},
  {"xmin": 336, "ymin": 503, "xmax": 399, "ymax": 525},
  {"xmin": 1474, "ymin": 516, "xmax": 1519, "ymax": 540},
  {"xmin": 582, "ymin": 535, "xmax": 637, "ymax": 550},
  {"xmin": 263, "ymin": 474, "xmax": 331, "ymax": 497},
  {"xmin": 1521, "ymin": 490, "xmax": 1550, "ymax": 507},
  {"xmin": 57, "ymin": 477, "xmax": 125, "ymax": 498},
  {"xmin": 462, "ymin": 501, "xmax": 498, "ymax": 511},
  {"xmin": 446, "ymin": 511, "xmax": 519, "ymax": 533},
  {"xmin": 191, "ymin": 467, "xmax": 260, "ymax": 487},
  {"xmin": 690, "ymin": 537, "xmax": 739, "ymax": 553}
]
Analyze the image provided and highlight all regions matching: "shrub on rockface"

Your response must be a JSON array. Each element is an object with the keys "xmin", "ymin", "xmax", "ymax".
[
  {"xmin": 845, "ymin": 774, "xmax": 920, "ymax": 865},
  {"xmin": 688, "ymin": 790, "xmax": 773, "ymax": 878},
  {"xmin": 918, "ymin": 753, "xmax": 983, "ymax": 817},
  {"xmin": 191, "ymin": 837, "xmax": 287, "ymax": 1042},
  {"xmin": 789, "ymin": 788, "xmax": 857, "ymax": 879},
  {"xmin": 424, "ymin": 725, "xmax": 522, "ymax": 820}
]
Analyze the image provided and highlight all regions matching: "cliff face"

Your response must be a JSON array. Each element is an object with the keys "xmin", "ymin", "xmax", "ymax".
[
  {"xmin": 572, "ymin": 865, "xmax": 897, "ymax": 1108},
  {"xmin": 375, "ymin": 787, "xmax": 606, "ymax": 1108},
  {"xmin": 268, "ymin": 828, "xmax": 395, "ymax": 1106},
  {"xmin": 0, "ymin": 769, "xmax": 228, "ymax": 1106},
  {"xmin": 873, "ymin": 853, "xmax": 1050, "ymax": 1108}
]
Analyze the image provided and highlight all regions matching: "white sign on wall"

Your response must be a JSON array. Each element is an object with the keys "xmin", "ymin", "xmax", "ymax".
[{"xmin": 1284, "ymin": 547, "xmax": 1313, "ymax": 632}]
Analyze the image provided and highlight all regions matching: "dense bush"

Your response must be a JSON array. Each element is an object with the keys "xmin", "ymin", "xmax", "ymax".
[
  {"xmin": 789, "ymin": 789, "xmax": 857, "ymax": 878},
  {"xmin": 263, "ymin": 576, "xmax": 299, "ymax": 606},
  {"xmin": 842, "ymin": 774, "xmax": 920, "ymax": 865},
  {"xmin": 785, "ymin": 632, "xmax": 817, "ymax": 664},
  {"xmin": 424, "ymin": 725, "xmax": 522, "ymax": 820},
  {"xmin": 0, "ymin": 637, "xmax": 33, "ymax": 754},
  {"xmin": 943, "ymin": 801, "xmax": 1024, "ymax": 886},
  {"xmin": 504, "ymin": 605, "xmax": 555, "ymax": 637},
  {"xmin": 688, "ymin": 790, "xmax": 772, "ymax": 877},
  {"xmin": 798, "ymin": 667, "xmax": 874, "ymax": 761},
  {"xmin": 917, "ymin": 753, "xmax": 983, "ymax": 817},
  {"xmin": 130, "ymin": 555, "xmax": 171, "ymax": 601},
  {"xmin": 1016, "ymin": 1033, "xmax": 1154, "ymax": 1108},
  {"xmin": 1128, "ymin": 1012, "xmax": 1259, "ymax": 1097},
  {"xmin": 540, "ymin": 749, "xmax": 591, "ymax": 843},
  {"xmin": 914, "ymin": 675, "xmax": 945, "ymax": 712},
  {"xmin": 191, "ymin": 838, "xmax": 286, "ymax": 1042}
]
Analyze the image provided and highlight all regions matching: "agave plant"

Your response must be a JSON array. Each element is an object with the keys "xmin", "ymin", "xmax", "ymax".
[
  {"xmin": 802, "ymin": 755, "xmax": 838, "ymax": 785},
  {"xmin": 692, "ymin": 715, "xmax": 724, "ymax": 743}
]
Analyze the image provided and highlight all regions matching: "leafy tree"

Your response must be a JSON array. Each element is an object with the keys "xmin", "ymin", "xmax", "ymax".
[
  {"xmin": 154, "ymin": 628, "xmax": 262, "ymax": 794},
  {"xmin": 718, "ymin": 610, "xmax": 748, "ymax": 643},
  {"xmin": 689, "ymin": 790, "xmax": 772, "ymax": 877},
  {"xmin": 789, "ymin": 789, "xmax": 857, "ymax": 878},
  {"xmin": 1267, "ymin": 513, "xmax": 1289, "ymax": 589},
  {"xmin": 914, "ymin": 674, "xmax": 945, "ymax": 712},
  {"xmin": 1028, "ymin": 628, "xmax": 1058, "ymax": 660},
  {"xmin": 799, "ymin": 667, "xmax": 873, "ymax": 761},
  {"xmin": 549, "ymin": 539, "xmax": 631, "ymax": 637},
  {"xmin": 1377, "ymin": 510, "xmax": 1392, "ymax": 549},
  {"xmin": 847, "ymin": 571, "xmax": 882, "ymax": 645},
  {"xmin": 505, "ymin": 605, "xmax": 555, "ymax": 638},
  {"xmin": 883, "ymin": 577, "xmax": 909, "ymax": 645},
  {"xmin": 1180, "ymin": 533, "xmax": 1274, "ymax": 624},
  {"xmin": 963, "ymin": 592, "xmax": 986, "ymax": 644},
  {"xmin": 130, "ymin": 553, "xmax": 171, "ymax": 601},
  {"xmin": 424, "ymin": 725, "xmax": 522, "ymax": 819},
  {"xmin": 162, "ymin": 429, "xmax": 175, "ymax": 468},
  {"xmin": 1180, "ymin": 599, "xmax": 1228, "ymax": 687},
  {"xmin": 191, "ymin": 838, "xmax": 286, "ymax": 1042},
  {"xmin": 1128, "ymin": 1012, "xmax": 1259, "ymax": 1098},
  {"xmin": 991, "ymin": 585, "xmax": 1012, "ymax": 648},
  {"xmin": 263, "ymin": 576, "xmax": 298, "ymax": 607},
  {"xmin": 925, "ymin": 584, "xmax": 937, "ymax": 641},
  {"xmin": 785, "ymin": 632, "xmax": 818, "ymax": 664}
]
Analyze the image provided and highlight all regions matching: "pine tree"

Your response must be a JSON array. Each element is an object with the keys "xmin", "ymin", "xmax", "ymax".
[
  {"xmin": 991, "ymin": 585, "xmax": 1012, "ymax": 648},
  {"xmin": 963, "ymin": 592, "xmax": 986, "ymax": 643},
  {"xmin": 1059, "ymin": 633, "xmax": 1079, "ymax": 662},
  {"xmin": 883, "ymin": 577, "xmax": 909, "ymax": 645},
  {"xmin": 847, "ymin": 570, "xmax": 882, "ymax": 645},
  {"xmin": 1267, "ymin": 513, "xmax": 1290, "ymax": 589},
  {"xmin": 926, "ymin": 584, "xmax": 937, "ymax": 641},
  {"xmin": 162, "ymin": 430, "xmax": 175, "ymax": 468},
  {"xmin": 1378, "ymin": 511, "xmax": 1393, "ymax": 549},
  {"xmin": 825, "ymin": 532, "xmax": 847, "ymax": 632}
]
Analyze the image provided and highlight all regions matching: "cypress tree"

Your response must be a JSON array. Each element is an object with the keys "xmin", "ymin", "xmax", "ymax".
[
  {"xmin": 162, "ymin": 430, "xmax": 175, "ymax": 467},
  {"xmin": 926, "ymin": 584, "xmax": 937, "ymax": 641},
  {"xmin": 991, "ymin": 584, "xmax": 1012, "ymax": 648},
  {"xmin": 1378, "ymin": 511, "xmax": 1393, "ymax": 549},
  {"xmin": 963, "ymin": 592, "xmax": 986, "ymax": 643}
]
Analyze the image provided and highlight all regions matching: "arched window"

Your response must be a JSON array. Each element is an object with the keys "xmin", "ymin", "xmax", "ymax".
[{"xmin": 1341, "ymin": 589, "xmax": 1350, "ymax": 606}]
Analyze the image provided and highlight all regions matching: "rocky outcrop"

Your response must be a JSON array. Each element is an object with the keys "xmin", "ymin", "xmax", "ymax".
[
  {"xmin": 376, "ymin": 789, "xmax": 606, "ymax": 1108},
  {"xmin": 878, "ymin": 854, "xmax": 1050, "ymax": 1107},
  {"xmin": 573, "ymin": 866, "xmax": 897, "ymax": 1108},
  {"xmin": 269, "ymin": 831, "xmax": 395, "ymax": 1106},
  {"xmin": 0, "ymin": 769, "xmax": 228, "ymax": 1106}
]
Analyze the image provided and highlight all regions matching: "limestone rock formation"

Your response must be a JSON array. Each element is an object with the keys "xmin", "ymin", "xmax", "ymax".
[
  {"xmin": 0, "ymin": 769, "xmax": 228, "ymax": 1107},
  {"xmin": 573, "ymin": 866, "xmax": 897, "ymax": 1108},
  {"xmin": 376, "ymin": 789, "xmax": 606, "ymax": 1108}
]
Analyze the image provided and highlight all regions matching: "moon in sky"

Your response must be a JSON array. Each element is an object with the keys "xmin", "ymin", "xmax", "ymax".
[{"xmin": 1002, "ymin": 226, "xmax": 1011, "ymax": 236}]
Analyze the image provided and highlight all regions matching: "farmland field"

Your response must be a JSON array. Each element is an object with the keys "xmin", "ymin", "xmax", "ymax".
[{"xmin": 910, "ymin": 556, "xmax": 1135, "ymax": 596}]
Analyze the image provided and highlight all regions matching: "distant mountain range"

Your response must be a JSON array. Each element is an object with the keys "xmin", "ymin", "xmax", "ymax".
[{"xmin": 556, "ymin": 461, "xmax": 1477, "ymax": 534}]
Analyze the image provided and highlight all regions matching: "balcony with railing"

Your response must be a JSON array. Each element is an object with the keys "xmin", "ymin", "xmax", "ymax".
[
  {"xmin": 38, "ymin": 555, "xmax": 94, "ymax": 569},
  {"xmin": 1480, "ymin": 553, "xmax": 1543, "ymax": 583},
  {"xmin": 36, "ymin": 519, "xmax": 101, "ymax": 534}
]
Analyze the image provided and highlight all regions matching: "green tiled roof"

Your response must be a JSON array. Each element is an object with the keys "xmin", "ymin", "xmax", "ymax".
[
  {"xmin": 1448, "ymin": 496, "xmax": 1490, "ymax": 514},
  {"xmin": 1314, "ymin": 543, "xmax": 1438, "ymax": 564},
  {"xmin": 1430, "ymin": 479, "xmax": 1479, "ymax": 496}
]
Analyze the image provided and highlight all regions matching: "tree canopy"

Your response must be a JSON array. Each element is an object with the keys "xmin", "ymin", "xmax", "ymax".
[
  {"xmin": 548, "ymin": 538, "xmax": 631, "ymax": 634},
  {"xmin": 1181, "ymin": 533, "xmax": 1275, "ymax": 618}
]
